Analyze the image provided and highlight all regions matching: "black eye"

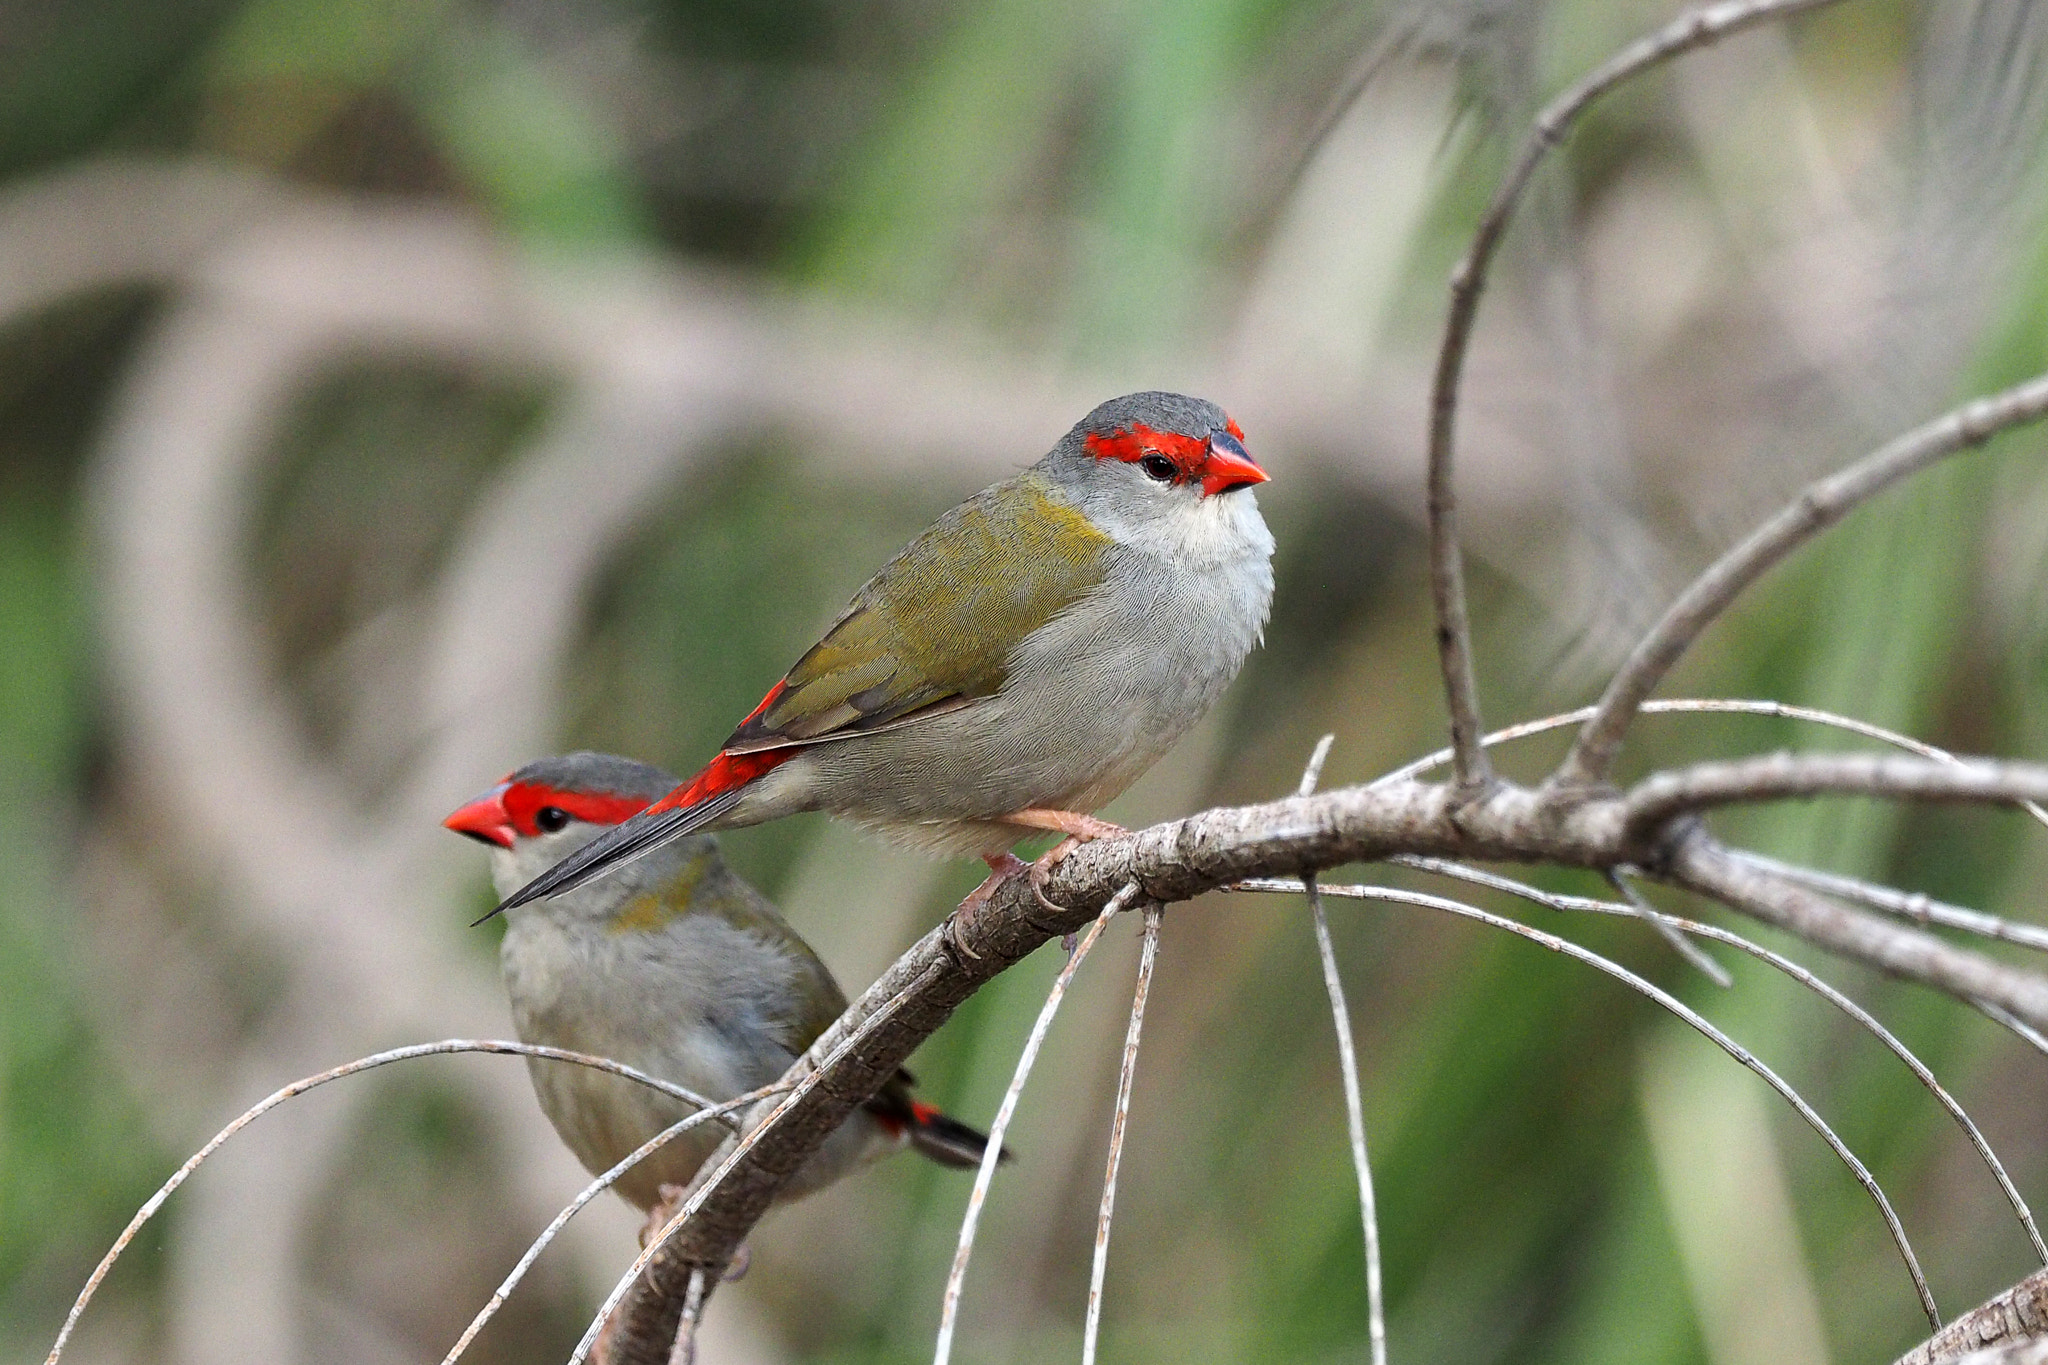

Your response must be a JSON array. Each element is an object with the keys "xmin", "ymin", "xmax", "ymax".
[
  {"xmin": 1138, "ymin": 453, "xmax": 1178, "ymax": 483},
  {"xmin": 534, "ymin": 806, "xmax": 571, "ymax": 833}
]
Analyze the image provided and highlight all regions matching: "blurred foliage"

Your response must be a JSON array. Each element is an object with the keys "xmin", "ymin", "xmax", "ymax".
[{"xmin": 5, "ymin": 0, "xmax": 2048, "ymax": 1363}]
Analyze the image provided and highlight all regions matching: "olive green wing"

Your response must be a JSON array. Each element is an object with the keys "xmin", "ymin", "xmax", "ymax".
[{"xmin": 724, "ymin": 472, "xmax": 1112, "ymax": 753}]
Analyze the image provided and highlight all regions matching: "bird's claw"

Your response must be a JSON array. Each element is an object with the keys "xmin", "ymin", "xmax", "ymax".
[
  {"xmin": 960, "ymin": 852, "xmax": 1030, "ymax": 915},
  {"xmin": 640, "ymin": 1183, "xmax": 689, "ymax": 1249},
  {"xmin": 1025, "ymin": 816, "xmax": 1126, "ymax": 915}
]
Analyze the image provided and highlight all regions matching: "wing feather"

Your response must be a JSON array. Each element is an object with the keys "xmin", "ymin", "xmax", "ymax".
[{"xmin": 724, "ymin": 472, "xmax": 1111, "ymax": 753}]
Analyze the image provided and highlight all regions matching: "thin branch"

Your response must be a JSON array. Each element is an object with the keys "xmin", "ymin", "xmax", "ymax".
[
  {"xmin": 1611, "ymin": 867, "xmax": 1734, "ymax": 987},
  {"xmin": 1561, "ymin": 371, "xmax": 2048, "ymax": 786},
  {"xmin": 1379, "ymin": 698, "xmax": 2048, "ymax": 836},
  {"xmin": 936, "ymin": 883, "xmax": 1140, "ymax": 1365},
  {"xmin": 1624, "ymin": 751, "xmax": 2048, "ymax": 839},
  {"xmin": 1426, "ymin": 0, "xmax": 1848, "ymax": 787},
  {"xmin": 1082, "ymin": 903, "xmax": 1163, "ymax": 1365},
  {"xmin": 1250, "ymin": 862, "xmax": 2047, "ymax": 1260},
  {"xmin": 45, "ymin": 1039, "xmax": 738, "ymax": 1365},
  {"xmin": 439, "ymin": 1083, "xmax": 788, "ymax": 1365},
  {"xmin": 598, "ymin": 736, "xmax": 2048, "ymax": 1353},
  {"xmin": 574, "ymin": 968, "xmax": 939, "ymax": 1365},
  {"xmin": 1310, "ymin": 885, "xmax": 1387, "ymax": 1365},
  {"xmin": 1978, "ymin": 1002, "xmax": 2048, "ymax": 1059},
  {"xmin": 1226, "ymin": 877, "xmax": 1940, "ymax": 1329},
  {"xmin": 1372, "ymin": 860, "xmax": 2047, "ymax": 1265},
  {"xmin": 1734, "ymin": 852, "xmax": 2048, "ymax": 953},
  {"xmin": 669, "ymin": 1268, "xmax": 706, "ymax": 1365},
  {"xmin": 1668, "ymin": 835, "xmax": 2048, "ymax": 1063},
  {"xmin": 1293, "ymin": 734, "xmax": 1387, "ymax": 1365}
]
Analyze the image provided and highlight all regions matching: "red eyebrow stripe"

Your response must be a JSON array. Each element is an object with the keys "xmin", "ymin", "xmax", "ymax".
[
  {"xmin": 502, "ymin": 782, "xmax": 653, "ymax": 836},
  {"xmin": 1083, "ymin": 424, "xmax": 1211, "ymax": 476},
  {"xmin": 1225, "ymin": 416, "xmax": 1244, "ymax": 442}
]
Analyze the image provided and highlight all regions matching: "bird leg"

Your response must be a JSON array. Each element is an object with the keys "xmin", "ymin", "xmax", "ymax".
[
  {"xmin": 1003, "ymin": 808, "xmax": 1127, "ymax": 842},
  {"xmin": 640, "ymin": 1183, "xmax": 689, "ymax": 1248},
  {"xmin": 1002, "ymin": 809, "xmax": 1128, "ymax": 907},
  {"xmin": 960, "ymin": 852, "xmax": 1030, "ymax": 914}
]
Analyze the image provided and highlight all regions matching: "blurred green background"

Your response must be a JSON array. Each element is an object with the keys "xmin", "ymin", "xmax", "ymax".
[{"xmin": 7, "ymin": 0, "xmax": 2048, "ymax": 1362}]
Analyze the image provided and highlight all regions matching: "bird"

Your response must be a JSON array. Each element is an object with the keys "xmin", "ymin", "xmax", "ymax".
[
  {"xmin": 492, "ymin": 391, "xmax": 1274, "ymax": 917},
  {"xmin": 443, "ymin": 751, "xmax": 997, "ymax": 1224}
]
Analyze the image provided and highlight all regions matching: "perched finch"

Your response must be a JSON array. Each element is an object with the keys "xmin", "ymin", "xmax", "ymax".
[
  {"xmin": 444, "ymin": 752, "xmax": 995, "ymax": 1217},
  {"xmin": 496, "ymin": 391, "xmax": 1273, "ymax": 915}
]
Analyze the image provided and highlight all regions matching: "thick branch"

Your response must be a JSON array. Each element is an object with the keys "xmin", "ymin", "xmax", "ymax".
[
  {"xmin": 1894, "ymin": 1268, "xmax": 2048, "ymax": 1365},
  {"xmin": 1426, "ymin": 0, "xmax": 1846, "ymax": 787},
  {"xmin": 607, "ymin": 759, "xmax": 2048, "ymax": 1360},
  {"xmin": 1561, "ymin": 371, "xmax": 2048, "ymax": 786}
]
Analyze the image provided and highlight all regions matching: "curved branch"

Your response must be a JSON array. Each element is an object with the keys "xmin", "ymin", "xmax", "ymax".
[
  {"xmin": 1425, "ymin": 0, "xmax": 1847, "ymax": 787},
  {"xmin": 1561, "ymin": 371, "xmax": 2048, "ymax": 786},
  {"xmin": 601, "ymin": 752, "xmax": 2048, "ymax": 1360},
  {"xmin": 1624, "ymin": 751, "xmax": 2048, "ymax": 838}
]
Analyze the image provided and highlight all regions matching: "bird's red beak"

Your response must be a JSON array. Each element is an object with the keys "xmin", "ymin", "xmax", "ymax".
[
  {"xmin": 443, "ymin": 782, "xmax": 515, "ymax": 849},
  {"xmin": 1199, "ymin": 428, "xmax": 1269, "ymax": 496}
]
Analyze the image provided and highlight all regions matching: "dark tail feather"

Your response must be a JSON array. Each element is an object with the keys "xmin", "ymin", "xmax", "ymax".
[
  {"xmin": 476, "ymin": 789, "xmax": 744, "ymax": 922},
  {"xmin": 906, "ymin": 1102, "xmax": 1009, "ymax": 1169}
]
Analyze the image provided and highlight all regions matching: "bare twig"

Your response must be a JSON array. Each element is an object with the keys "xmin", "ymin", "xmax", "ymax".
[
  {"xmin": 1611, "ymin": 867, "xmax": 1734, "ymax": 987},
  {"xmin": 1369, "ymin": 696, "xmax": 2029, "ymax": 792},
  {"xmin": 574, "ymin": 969, "xmax": 938, "ymax": 1365},
  {"xmin": 1293, "ymin": 735, "xmax": 1387, "ymax": 1365},
  {"xmin": 1561, "ymin": 372, "xmax": 2048, "ymax": 786},
  {"xmin": 439, "ymin": 1084, "xmax": 788, "ymax": 1365},
  {"xmin": 1381, "ymin": 860, "xmax": 2047, "ymax": 1264},
  {"xmin": 1978, "ymin": 1003, "xmax": 2048, "ymax": 1060},
  {"xmin": 1227, "ymin": 878, "xmax": 1941, "ymax": 1329},
  {"xmin": 595, "ymin": 737, "xmax": 2048, "ymax": 1355},
  {"xmin": 1668, "ymin": 836, "xmax": 2048, "ymax": 1056},
  {"xmin": 936, "ymin": 883, "xmax": 1140, "ymax": 1365},
  {"xmin": 1082, "ymin": 903, "xmax": 1164, "ymax": 1365},
  {"xmin": 1310, "ymin": 883, "xmax": 1387, "ymax": 1365},
  {"xmin": 46, "ymin": 1039, "xmax": 737, "ymax": 1365},
  {"xmin": 669, "ymin": 1268, "xmax": 706, "ymax": 1365},
  {"xmin": 1734, "ymin": 852, "xmax": 2048, "ymax": 953},
  {"xmin": 1426, "ymin": 0, "xmax": 1848, "ymax": 787},
  {"xmin": 1248, "ymin": 863, "xmax": 2047, "ymax": 1261},
  {"xmin": 1625, "ymin": 751, "xmax": 2048, "ymax": 838}
]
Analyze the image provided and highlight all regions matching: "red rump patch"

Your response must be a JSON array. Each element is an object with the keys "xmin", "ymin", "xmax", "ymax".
[
  {"xmin": 1084, "ymin": 423, "xmax": 1211, "ymax": 480},
  {"xmin": 502, "ymin": 782, "xmax": 652, "ymax": 837},
  {"xmin": 645, "ymin": 746, "xmax": 795, "ymax": 815},
  {"xmin": 910, "ymin": 1100, "xmax": 942, "ymax": 1126}
]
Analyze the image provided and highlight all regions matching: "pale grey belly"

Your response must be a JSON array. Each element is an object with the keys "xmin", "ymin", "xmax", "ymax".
[
  {"xmin": 742, "ymin": 556, "xmax": 1269, "ymax": 851},
  {"xmin": 502, "ymin": 919, "xmax": 898, "ymax": 1209}
]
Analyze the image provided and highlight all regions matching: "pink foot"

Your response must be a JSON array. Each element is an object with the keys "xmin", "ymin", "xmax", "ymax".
[
  {"xmin": 1004, "ymin": 808, "xmax": 1127, "ymax": 842},
  {"xmin": 960, "ymin": 852, "xmax": 1029, "ymax": 913},
  {"xmin": 639, "ymin": 1182, "xmax": 688, "ymax": 1249}
]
